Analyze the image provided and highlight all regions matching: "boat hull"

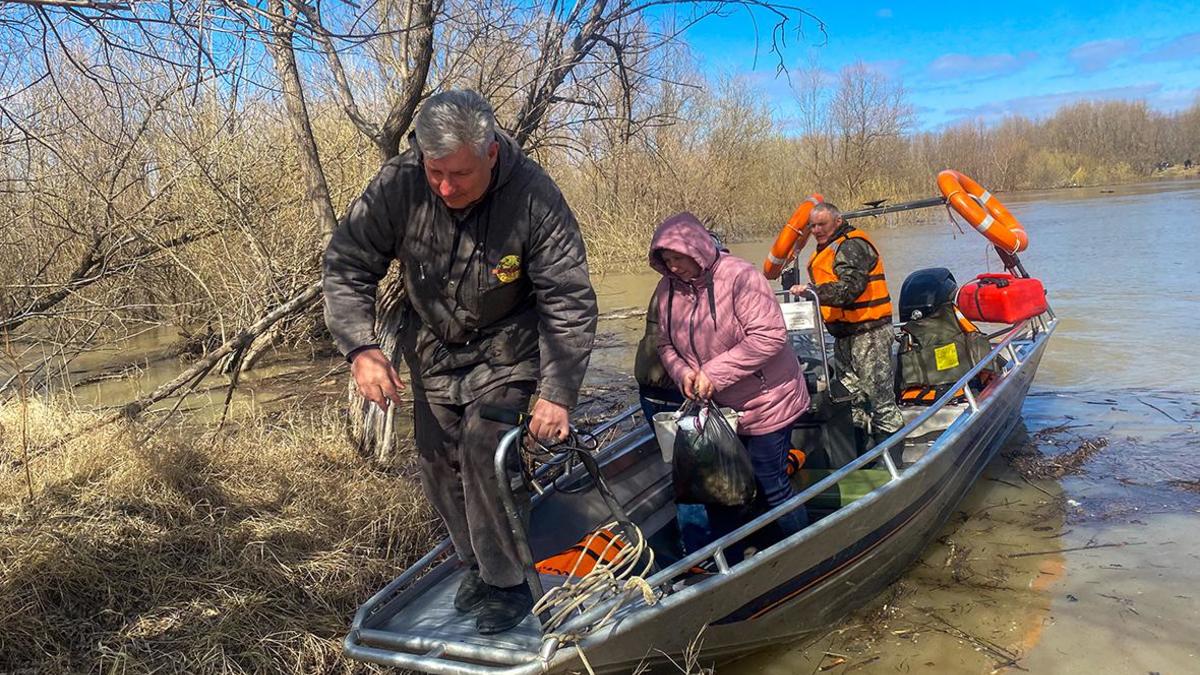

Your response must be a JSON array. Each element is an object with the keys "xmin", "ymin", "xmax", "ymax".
[
  {"xmin": 549, "ymin": 330, "xmax": 1049, "ymax": 672},
  {"xmin": 344, "ymin": 318, "xmax": 1054, "ymax": 675}
]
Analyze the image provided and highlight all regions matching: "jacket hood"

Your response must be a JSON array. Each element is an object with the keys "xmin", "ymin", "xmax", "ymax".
[
  {"xmin": 490, "ymin": 131, "xmax": 522, "ymax": 190},
  {"xmin": 648, "ymin": 212, "xmax": 720, "ymax": 281}
]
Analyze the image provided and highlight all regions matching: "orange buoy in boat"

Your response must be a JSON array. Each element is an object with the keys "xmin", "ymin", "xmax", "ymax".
[
  {"xmin": 763, "ymin": 194, "xmax": 823, "ymax": 279},
  {"xmin": 937, "ymin": 170, "xmax": 1028, "ymax": 254},
  {"xmin": 785, "ymin": 448, "xmax": 806, "ymax": 476}
]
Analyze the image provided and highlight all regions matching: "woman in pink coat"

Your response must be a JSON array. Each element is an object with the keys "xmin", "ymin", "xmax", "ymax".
[{"xmin": 650, "ymin": 212, "xmax": 811, "ymax": 544}]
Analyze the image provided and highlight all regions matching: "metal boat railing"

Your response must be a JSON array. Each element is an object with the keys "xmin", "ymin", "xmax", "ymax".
[{"xmin": 348, "ymin": 405, "xmax": 645, "ymax": 625}]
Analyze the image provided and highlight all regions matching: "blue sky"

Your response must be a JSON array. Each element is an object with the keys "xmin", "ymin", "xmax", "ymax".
[{"xmin": 679, "ymin": 1, "xmax": 1200, "ymax": 129}]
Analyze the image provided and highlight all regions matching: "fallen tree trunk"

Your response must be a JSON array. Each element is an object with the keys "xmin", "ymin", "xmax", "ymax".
[{"xmin": 112, "ymin": 281, "xmax": 323, "ymax": 422}]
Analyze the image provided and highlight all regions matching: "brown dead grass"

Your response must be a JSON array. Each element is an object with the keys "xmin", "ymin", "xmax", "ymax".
[
  {"xmin": 0, "ymin": 399, "xmax": 437, "ymax": 674},
  {"xmin": 1167, "ymin": 479, "xmax": 1200, "ymax": 494}
]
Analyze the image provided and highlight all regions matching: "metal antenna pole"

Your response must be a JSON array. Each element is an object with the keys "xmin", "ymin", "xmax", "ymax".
[{"xmin": 841, "ymin": 196, "xmax": 947, "ymax": 221}]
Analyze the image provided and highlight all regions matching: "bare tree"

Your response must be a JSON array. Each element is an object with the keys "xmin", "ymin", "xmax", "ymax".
[
  {"xmin": 827, "ymin": 63, "xmax": 913, "ymax": 199},
  {"xmin": 2, "ymin": 0, "xmax": 827, "ymax": 464}
]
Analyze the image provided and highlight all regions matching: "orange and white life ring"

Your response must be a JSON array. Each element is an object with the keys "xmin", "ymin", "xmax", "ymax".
[
  {"xmin": 763, "ymin": 194, "xmax": 823, "ymax": 279},
  {"xmin": 937, "ymin": 170, "xmax": 1027, "ymax": 254}
]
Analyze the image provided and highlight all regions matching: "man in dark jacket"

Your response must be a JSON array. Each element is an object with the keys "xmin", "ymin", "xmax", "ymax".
[
  {"xmin": 790, "ymin": 203, "xmax": 903, "ymax": 447},
  {"xmin": 323, "ymin": 90, "xmax": 598, "ymax": 634}
]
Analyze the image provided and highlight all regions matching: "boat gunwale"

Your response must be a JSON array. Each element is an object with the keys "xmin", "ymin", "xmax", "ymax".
[{"xmin": 555, "ymin": 313, "xmax": 1055, "ymax": 637}]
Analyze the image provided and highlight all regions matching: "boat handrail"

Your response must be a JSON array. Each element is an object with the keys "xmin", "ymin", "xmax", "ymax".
[
  {"xmin": 494, "ymin": 412, "xmax": 651, "ymax": 603},
  {"xmin": 348, "ymin": 406, "xmax": 643, "ymax": 635},
  {"xmin": 774, "ymin": 287, "xmax": 833, "ymax": 386},
  {"xmin": 555, "ymin": 311, "xmax": 1055, "ymax": 638}
]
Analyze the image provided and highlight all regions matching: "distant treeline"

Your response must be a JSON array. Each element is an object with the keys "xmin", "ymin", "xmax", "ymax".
[{"xmin": 550, "ymin": 66, "xmax": 1200, "ymax": 265}]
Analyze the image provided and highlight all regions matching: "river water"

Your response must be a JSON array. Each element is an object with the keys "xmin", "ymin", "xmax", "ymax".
[
  {"xmin": 57, "ymin": 180, "xmax": 1200, "ymax": 672},
  {"xmin": 585, "ymin": 180, "xmax": 1200, "ymax": 674}
]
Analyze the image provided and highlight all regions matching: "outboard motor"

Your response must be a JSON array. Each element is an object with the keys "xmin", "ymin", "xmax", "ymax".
[
  {"xmin": 898, "ymin": 267, "xmax": 958, "ymax": 322},
  {"xmin": 896, "ymin": 268, "xmax": 994, "ymax": 405}
]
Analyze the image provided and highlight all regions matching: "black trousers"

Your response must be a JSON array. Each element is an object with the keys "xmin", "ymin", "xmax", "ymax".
[{"xmin": 413, "ymin": 381, "xmax": 535, "ymax": 588}]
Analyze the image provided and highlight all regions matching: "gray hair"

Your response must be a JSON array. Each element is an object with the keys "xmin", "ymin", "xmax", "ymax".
[
  {"xmin": 810, "ymin": 202, "xmax": 842, "ymax": 221},
  {"xmin": 414, "ymin": 90, "xmax": 497, "ymax": 159}
]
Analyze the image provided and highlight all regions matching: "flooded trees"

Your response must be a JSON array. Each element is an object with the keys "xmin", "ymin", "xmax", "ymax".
[
  {"xmin": 791, "ymin": 62, "xmax": 914, "ymax": 207},
  {"xmin": 0, "ymin": 0, "xmax": 828, "ymax": 464}
]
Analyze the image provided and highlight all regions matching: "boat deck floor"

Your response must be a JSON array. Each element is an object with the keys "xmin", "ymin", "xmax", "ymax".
[
  {"xmin": 372, "ymin": 402, "xmax": 966, "ymax": 652},
  {"xmin": 377, "ymin": 569, "xmax": 575, "ymax": 651}
]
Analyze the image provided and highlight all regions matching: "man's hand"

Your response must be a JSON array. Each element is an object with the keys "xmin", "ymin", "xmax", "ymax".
[
  {"xmin": 790, "ymin": 283, "xmax": 814, "ymax": 299},
  {"xmin": 528, "ymin": 398, "xmax": 570, "ymax": 444},
  {"xmin": 350, "ymin": 347, "xmax": 406, "ymax": 411}
]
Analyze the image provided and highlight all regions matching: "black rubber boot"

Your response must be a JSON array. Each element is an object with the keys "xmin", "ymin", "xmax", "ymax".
[
  {"xmin": 476, "ymin": 583, "xmax": 534, "ymax": 635},
  {"xmin": 453, "ymin": 566, "xmax": 489, "ymax": 613}
]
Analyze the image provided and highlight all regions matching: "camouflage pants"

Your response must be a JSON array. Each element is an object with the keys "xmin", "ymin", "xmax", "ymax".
[{"xmin": 834, "ymin": 323, "xmax": 904, "ymax": 436}]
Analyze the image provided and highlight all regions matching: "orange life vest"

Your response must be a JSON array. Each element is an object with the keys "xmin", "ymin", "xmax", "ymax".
[
  {"xmin": 807, "ymin": 228, "xmax": 893, "ymax": 327},
  {"xmin": 534, "ymin": 528, "xmax": 626, "ymax": 577}
]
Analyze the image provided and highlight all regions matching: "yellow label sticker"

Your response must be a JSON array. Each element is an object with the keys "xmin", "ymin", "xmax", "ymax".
[
  {"xmin": 492, "ymin": 254, "xmax": 521, "ymax": 283},
  {"xmin": 935, "ymin": 343, "xmax": 959, "ymax": 371}
]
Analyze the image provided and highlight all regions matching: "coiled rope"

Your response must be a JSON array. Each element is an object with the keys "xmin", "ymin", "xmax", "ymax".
[
  {"xmin": 533, "ymin": 521, "xmax": 659, "ymax": 674},
  {"xmin": 520, "ymin": 430, "xmax": 662, "ymax": 673}
]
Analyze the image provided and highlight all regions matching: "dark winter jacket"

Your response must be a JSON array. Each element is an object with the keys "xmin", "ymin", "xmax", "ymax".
[{"xmin": 322, "ymin": 132, "xmax": 598, "ymax": 406}]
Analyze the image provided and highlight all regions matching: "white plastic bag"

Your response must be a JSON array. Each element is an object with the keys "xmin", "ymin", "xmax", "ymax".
[{"xmin": 652, "ymin": 404, "xmax": 739, "ymax": 462}]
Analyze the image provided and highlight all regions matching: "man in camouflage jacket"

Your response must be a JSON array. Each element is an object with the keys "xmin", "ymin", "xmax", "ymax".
[
  {"xmin": 791, "ymin": 203, "xmax": 904, "ymax": 446},
  {"xmin": 322, "ymin": 90, "xmax": 597, "ymax": 634}
]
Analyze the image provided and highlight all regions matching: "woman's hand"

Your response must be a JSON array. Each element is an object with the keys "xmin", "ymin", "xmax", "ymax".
[
  {"xmin": 693, "ymin": 370, "xmax": 715, "ymax": 400},
  {"xmin": 682, "ymin": 369, "xmax": 697, "ymax": 400},
  {"xmin": 682, "ymin": 368, "xmax": 715, "ymax": 400}
]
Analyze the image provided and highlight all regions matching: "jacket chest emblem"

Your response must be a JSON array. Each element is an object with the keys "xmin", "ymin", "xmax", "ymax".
[{"xmin": 492, "ymin": 254, "xmax": 522, "ymax": 283}]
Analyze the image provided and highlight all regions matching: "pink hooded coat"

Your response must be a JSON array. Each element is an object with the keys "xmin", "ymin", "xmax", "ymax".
[{"xmin": 650, "ymin": 213, "xmax": 810, "ymax": 435}]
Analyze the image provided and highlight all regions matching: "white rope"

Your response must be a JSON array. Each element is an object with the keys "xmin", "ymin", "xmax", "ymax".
[{"xmin": 535, "ymin": 521, "xmax": 660, "ymax": 666}]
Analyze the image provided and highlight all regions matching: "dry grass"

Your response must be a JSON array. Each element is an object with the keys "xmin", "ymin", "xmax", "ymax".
[
  {"xmin": 1166, "ymin": 479, "xmax": 1200, "ymax": 494},
  {"xmin": 0, "ymin": 399, "xmax": 438, "ymax": 674}
]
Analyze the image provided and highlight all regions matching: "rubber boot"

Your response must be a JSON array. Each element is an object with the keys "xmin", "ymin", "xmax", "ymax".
[
  {"xmin": 476, "ymin": 582, "xmax": 534, "ymax": 635},
  {"xmin": 453, "ymin": 566, "xmax": 489, "ymax": 613}
]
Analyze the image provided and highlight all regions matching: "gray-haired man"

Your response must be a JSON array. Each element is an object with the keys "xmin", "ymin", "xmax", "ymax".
[
  {"xmin": 790, "ymin": 203, "xmax": 903, "ymax": 448},
  {"xmin": 323, "ymin": 90, "xmax": 598, "ymax": 634}
]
